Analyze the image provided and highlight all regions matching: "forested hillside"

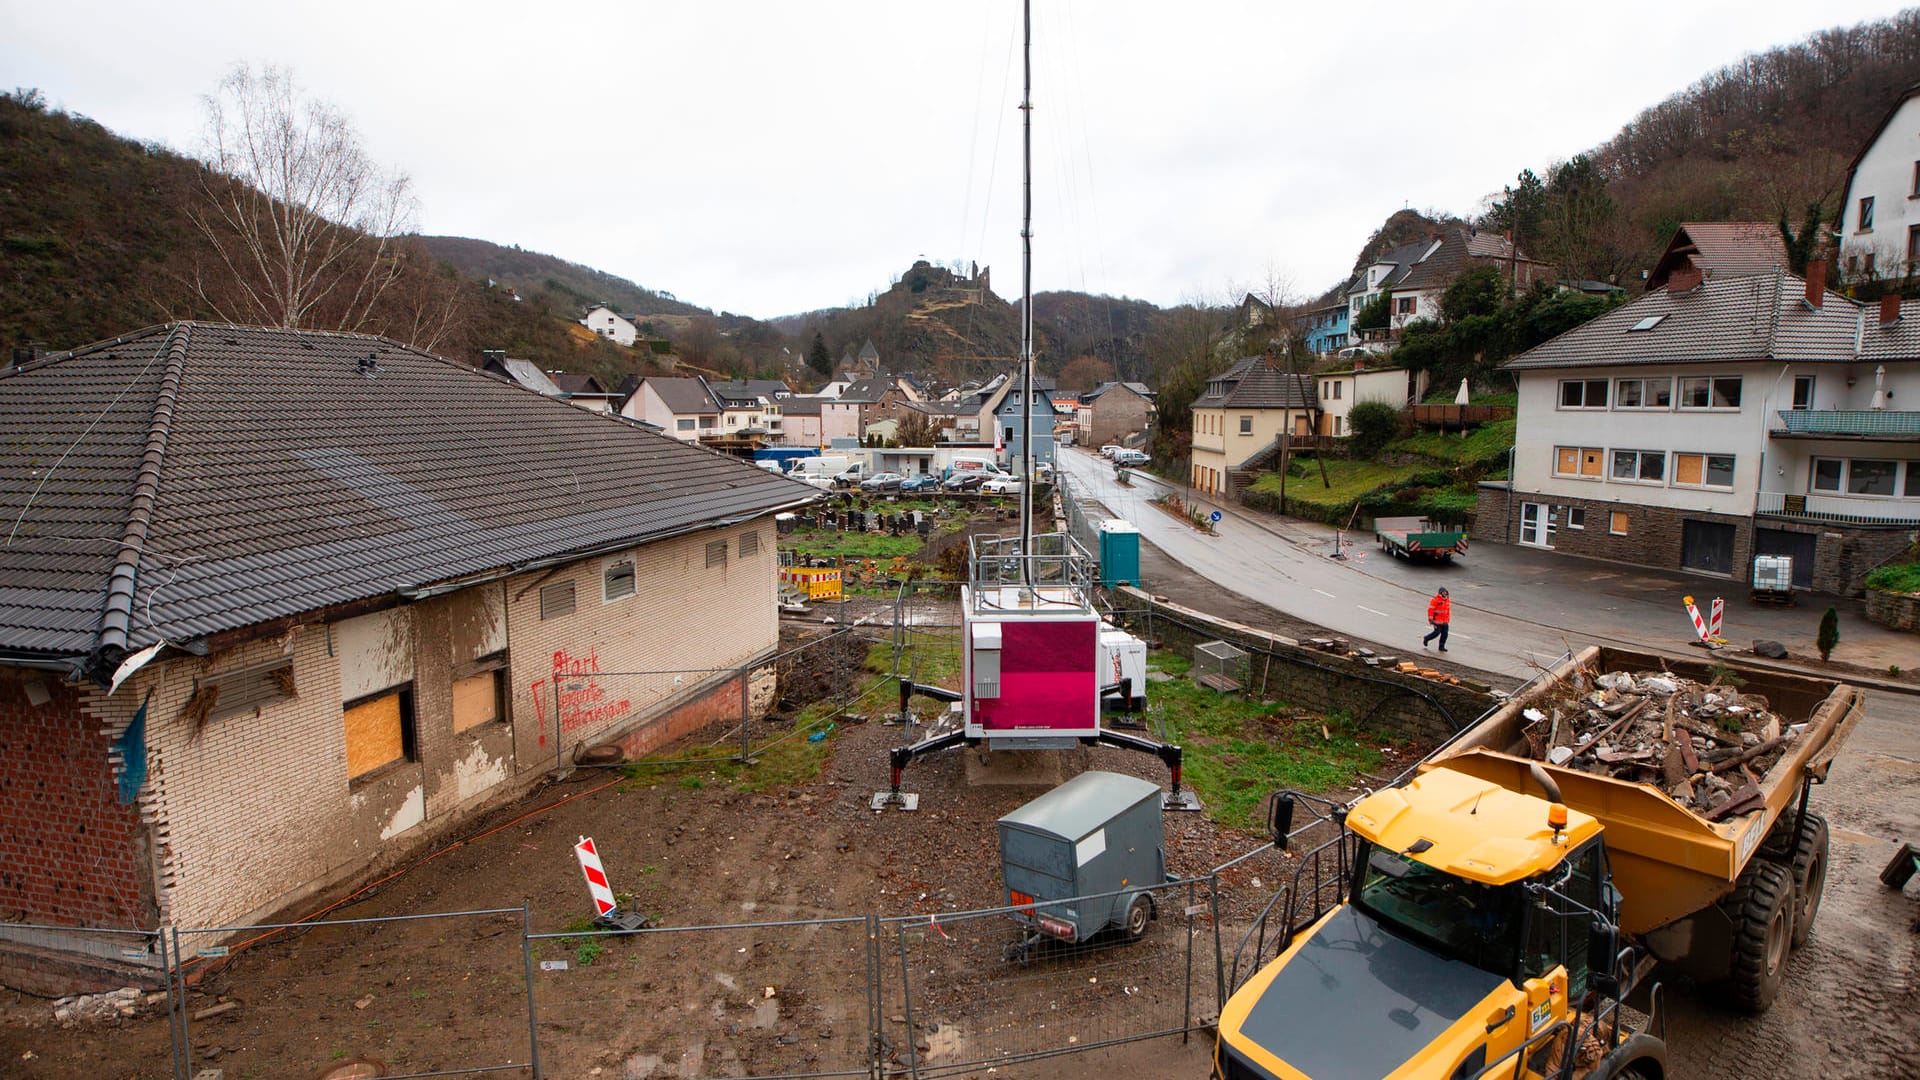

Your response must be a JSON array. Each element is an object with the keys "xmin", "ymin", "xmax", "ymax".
[{"xmin": 414, "ymin": 235, "xmax": 709, "ymax": 320}]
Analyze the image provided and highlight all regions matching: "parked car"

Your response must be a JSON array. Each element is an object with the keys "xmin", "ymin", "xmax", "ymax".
[
  {"xmin": 982, "ymin": 477, "xmax": 1023, "ymax": 495},
  {"xmin": 1100, "ymin": 445, "xmax": 1124, "ymax": 459},
  {"xmin": 943, "ymin": 472, "xmax": 986, "ymax": 491},
  {"xmin": 1113, "ymin": 449, "xmax": 1150, "ymax": 466},
  {"xmin": 861, "ymin": 472, "xmax": 906, "ymax": 491},
  {"xmin": 1033, "ymin": 462, "xmax": 1054, "ymax": 481},
  {"xmin": 899, "ymin": 474, "xmax": 940, "ymax": 493}
]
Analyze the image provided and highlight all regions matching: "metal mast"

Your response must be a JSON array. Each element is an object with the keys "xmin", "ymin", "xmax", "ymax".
[{"xmin": 1017, "ymin": 0, "xmax": 1035, "ymax": 569}]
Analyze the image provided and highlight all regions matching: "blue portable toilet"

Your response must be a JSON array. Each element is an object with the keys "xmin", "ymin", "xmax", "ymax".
[{"xmin": 1097, "ymin": 519, "xmax": 1141, "ymax": 587}]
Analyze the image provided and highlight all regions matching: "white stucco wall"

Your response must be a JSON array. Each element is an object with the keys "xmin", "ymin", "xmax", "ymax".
[{"xmin": 1838, "ymin": 96, "xmax": 1920, "ymax": 279}]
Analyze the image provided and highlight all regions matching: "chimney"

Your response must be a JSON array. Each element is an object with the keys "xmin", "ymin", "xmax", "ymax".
[
  {"xmin": 1667, "ymin": 264, "xmax": 1703, "ymax": 293},
  {"xmin": 1880, "ymin": 293, "xmax": 1902, "ymax": 326},
  {"xmin": 1805, "ymin": 261, "xmax": 1826, "ymax": 309}
]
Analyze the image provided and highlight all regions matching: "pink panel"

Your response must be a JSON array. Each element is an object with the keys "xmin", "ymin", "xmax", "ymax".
[{"xmin": 976, "ymin": 619, "xmax": 1097, "ymax": 732}]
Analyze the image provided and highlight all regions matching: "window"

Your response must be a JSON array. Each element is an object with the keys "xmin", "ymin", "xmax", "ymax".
[
  {"xmin": 1334, "ymin": 415, "xmax": 1345, "ymax": 436},
  {"xmin": 1859, "ymin": 195, "xmax": 1875, "ymax": 231},
  {"xmin": 706, "ymin": 539, "xmax": 729, "ymax": 568},
  {"xmin": 699, "ymin": 416, "xmax": 715, "ymax": 429},
  {"xmin": 1609, "ymin": 511, "xmax": 1630, "ymax": 536},
  {"xmin": 1554, "ymin": 446, "xmax": 1604, "ymax": 478},
  {"xmin": 1678, "ymin": 376, "xmax": 1741, "ymax": 409},
  {"xmin": 203, "ymin": 657, "xmax": 298, "ymax": 722},
  {"xmin": 1910, "ymin": 226, "xmax": 1920, "ymax": 270},
  {"xmin": 1611, "ymin": 449, "xmax": 1665, "ymax": 483},
  {"xmin": 1867, "ymin": 251, "xmax": 1878, "ymax": 275},
  {"xmin": 603, "ymin": 559, "xmax": 635, "ymax": 602},
  {"xmin": 1629, "ymin": 315, "xmax": 1667, "ymax": 332},
  {"xmin": 1566, "ymin": 507, "xmax": 1586, "ymax": 530},
  {"xmin": 1912, "ymin": 161, "xmax": 1919, "ymax": 196},
  {"xmin": 1614, "ymin": 378, "xmax": 1671, "ymax": 409},
  {"xmin": 343, "ymin": 686, "xmax": 416, "ymax": 780},
  {"xmin": 1396, "ymin": 297, "xmax": 1416, "ymax": 315},
  {"xmin": 1332, "ymin": 381, "xmax": 1343, "ymax": 400},
  {"xmin": 1673, "ymin": 452, "xmax": 1736, "ymax": 488},
  {"xmin": 1558, "ymin": 379, "xmax": 1609, "ymax": 409},
  {"xmin": 1812, "ymin": 458, "xmax": 1843, "ymax": 493},
  {"xmin": 1907, "ymin": 465, "xmax": 1920, "ymax": 497},
  {"xmin": 740, "ymin": 530, "xmax": 761, "ymax": 558},
  {"xmin": 676, "ymin": 418, "xmax": 695, "ymax": 431},
  {"xmin": 1239, "ymin": 416, "xmax": 1253, "ymax": 434},
  {"xmin": 1848, "ymin": 459, "xmax": 1898, "ymax": 496},
  {"xmin": 540, "ymin": 580, "xmax": 576, "ymax": 620},
  {"xmin": 452, "ymin": 666, "xmax": 503, "ymax": 733},
  {"xmin": 1791, "ymin": 376, "xmax": 1815, "ymax": 411}
]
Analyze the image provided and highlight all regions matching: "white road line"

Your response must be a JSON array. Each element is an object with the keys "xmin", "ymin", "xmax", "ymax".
[
  {"xmin": 1313, "ymin": 588, "xmax": 1337, "ymax": 599},
  {"xmin": 1357, "ymin": 605, "xmax": 1393, "ymax": 618}
]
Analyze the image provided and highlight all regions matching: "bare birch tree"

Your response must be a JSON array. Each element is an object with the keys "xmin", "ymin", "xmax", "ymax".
[{"xmin": 189, "ymin": 64, "xmax": 417, "ymax": 331}]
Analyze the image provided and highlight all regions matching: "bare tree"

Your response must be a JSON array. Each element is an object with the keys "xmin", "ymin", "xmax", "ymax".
[{"xmin": 189, "ymin": 64, "xmax": 417, "ymax": 331}]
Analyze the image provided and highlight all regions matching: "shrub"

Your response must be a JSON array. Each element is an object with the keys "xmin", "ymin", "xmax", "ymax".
[
  {"xmin": 1817, "ymin": 606, "xmax": 1840, "ymax": 662},
  {"xmin": 1348, "ymin": 400, "xmax": 1402, "ymax": 458},
  {"xmin": 1864, "ymin": 562, "xmax": 1920, "ymax": 594}
]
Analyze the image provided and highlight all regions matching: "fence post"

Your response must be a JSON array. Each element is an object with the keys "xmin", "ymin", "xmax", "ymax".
[
  {"xmin": 1182, "ymin": 878, "xmax": 1195, "ymax": 1043},
  {"xmin": 171, "ymin": 926, "xmax": 193, "ymax": 1075},
  {"xmin": 895, "ymin": 922, "xmax": 920, "ymax": 1080},
  {"xmin": 866, "ymin": 914, "xmax": 884, "ymax": 1080},
  {"xmin": 521, "ymin": 904, "xmax": 543, "ymax": 1079},
  {"xmin": 738, "ymin": 665, "xmax": 752, "ymax": 765},
  {"xmin": 1211, "ymin": 872, "xmax": 1227, "ymax": 1016},
  {"xmin": 160, "ymin": 930, "xmax": 182, "ymax": 1080}
]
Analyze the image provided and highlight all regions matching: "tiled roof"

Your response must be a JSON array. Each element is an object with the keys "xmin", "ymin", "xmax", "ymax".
[
  {"xmin": 0, "ymin": 324, "xmax": 818, "ymax": 671},
  {"xmin": 641, "ymin": 377, "xmax": 720, "ymax": 414},
  {"xmin": 775, "ymin": 395, "xmax": 826, "ymax": 417},
  {"xmin": 709, "ymin": 379, "xmax": 790, "ymax": 401},
  {"xmin": 1191, "ymin": 358, "xmax": 1316, "ymax": 410},
  {"xmin": 1503, "ymin": 272, "xmax": 1863, "ymax": 371},
  {"xmin": 1348, "ymin": 242, "xmax": 1438, "ymax": 296},
  {"xmin": 487, "ymin": 356, "xmax": 562, "ymax": 396},
  {"xmin": 1647, "ymin": 222, "xmax": 1789, "ymax": 290},
  {"xmin": 1395, "ymin": 229, "xmax": 1547, "ymax": 292},
  {"xmin": 550, "ymin": 373, "xmax": 610, "ymax": 395}
]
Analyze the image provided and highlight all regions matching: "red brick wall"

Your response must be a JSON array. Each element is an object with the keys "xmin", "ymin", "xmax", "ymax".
[{"xmin": 0, "ymin": 671, "xmax": 152, "ymax": 928}]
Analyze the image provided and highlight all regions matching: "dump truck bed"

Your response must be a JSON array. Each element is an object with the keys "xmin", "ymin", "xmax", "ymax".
[{"xmin": 1425, "ymin": 646, "xmax": 1861, "ymax": 936}]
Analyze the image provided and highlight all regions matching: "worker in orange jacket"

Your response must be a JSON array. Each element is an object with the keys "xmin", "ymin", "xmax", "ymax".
[{"xmin": 1422, "ymin": 587, "xmax": 1451, "ymax": 652}]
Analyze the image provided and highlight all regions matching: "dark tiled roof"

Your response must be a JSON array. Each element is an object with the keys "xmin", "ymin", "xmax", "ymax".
[
  {"xmin": 1191, "ymin": 358, "xmax": 1316, "ymax": 410},
  {"xmin": 775, "ymin": 395, "xmax": 826, "ymax": 416},
  {"xmin": 1348, "ymin": 242, "xmax": 1437, "ymax": 296},
  {"xmin": 838, "ymin": 376, "xmax": 902, "ymax": 403},
  {"xmin": 709, "ymin": 379, "xmax": 789, "ymax": 401},
  {"xmin": 550, "ymin": 373, "xmax": 610, "ymax": 395},
  {"xmin": 641, "ymin": 377, "xmax": 720, "ymax": 414},
  {"xmin": 1503, "ymin": 272, "xmax": 1863, "ymax": 371},
  {"xmin": 1647, "ymin": 222, "xmax": 1789, "ymax": 290},
  {"xmin": 1081, "ymin": 381, "xmax": 1156, "ymax": 402},
  {"xmin": 0, "ymin": 324, "xmax": 818, "ymax": 667},
  {"xmin": 484, "ymin": 356, "xmax": 562, "ymax": 395},
  {"xmin": 1395, "ymin": 229, "xmax": 1547, "ymax": 292}
]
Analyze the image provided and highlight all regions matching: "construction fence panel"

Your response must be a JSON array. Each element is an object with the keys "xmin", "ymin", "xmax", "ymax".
[
  {"xmin": 527, "ymin": 916, "xmax": 877, "ymax": 1079},
  {"xmin": 879, "ymin": 876, "xmax": 1221, "ymax": 1079},
  {"xmin": 168, "ymin": 907, "xmax": 533, "ymax": 1080}
]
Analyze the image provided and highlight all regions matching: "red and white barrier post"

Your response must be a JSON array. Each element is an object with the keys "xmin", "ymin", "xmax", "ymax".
[
  {"xmin": 575, "ymin": 836, "xmax": 616, "ymax": 917},
  {"xmin": 1709, "ymin": 597, "xmax": 1724, "ymax": 640},
  {"xmin": 1682, "ymin": 596, "xmax": 1709, "ymax": 643}
]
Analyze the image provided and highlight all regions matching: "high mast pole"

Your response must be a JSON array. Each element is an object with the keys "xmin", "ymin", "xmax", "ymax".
[{"xmin": 1018, "ymin": 0, "xmax": 1035, "ymax": 570}]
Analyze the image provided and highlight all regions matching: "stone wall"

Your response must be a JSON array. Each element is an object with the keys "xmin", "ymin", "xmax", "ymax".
[
  {"xmin": 1865, "ymin": 589, "xmax": 1920, "ymax": 633},
  {"xmin": 1110, "ymin": 587, "xmax": 1492, "ymax": 745},
  {"xmin": 1473, "ymin": 482, "xmax": 1512, "ymax": 544}
]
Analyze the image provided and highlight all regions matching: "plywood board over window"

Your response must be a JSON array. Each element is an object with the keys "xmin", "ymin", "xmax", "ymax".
[
  {"xmin": 344, "ymin": 691, "xmax": 407, "ymax": 778},
  {"xmin": 452, "ymin": 670, "xmax": 501, "ymax": 732}
]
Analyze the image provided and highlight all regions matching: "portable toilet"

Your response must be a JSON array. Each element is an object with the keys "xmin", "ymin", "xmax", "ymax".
[
  {"xmin": 1096, "ymin": 519, "xmax": 1141, "ymax": 588},
  {"xmin": 998, "ymin": 771, "xmax": 1166, "ymax": 944}
]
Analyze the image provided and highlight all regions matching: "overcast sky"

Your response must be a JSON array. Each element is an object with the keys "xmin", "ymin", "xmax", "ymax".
[{"xmin": 2, "ymin": 1, "xmax": 1909, "ymax": 319}]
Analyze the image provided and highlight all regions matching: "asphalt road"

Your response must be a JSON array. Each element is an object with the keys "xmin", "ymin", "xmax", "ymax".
[{"xmin": 1059, "ymin": 448, "xmax": 1914, "ymax": 682}]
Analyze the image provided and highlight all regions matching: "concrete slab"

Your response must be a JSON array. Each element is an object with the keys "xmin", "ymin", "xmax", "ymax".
[{"xmin": 963, "ymin": 748, "xmax": 1066, "ymax": 787}]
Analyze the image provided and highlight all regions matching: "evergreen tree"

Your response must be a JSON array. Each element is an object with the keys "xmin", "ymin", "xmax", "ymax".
[
  {"xmin": 1817, "ymin": 607, "xmax": 1840, "ymax": 662},
  {"xmin": 806, "ymin": 333, "xmax": 833, "ymax": 378}
]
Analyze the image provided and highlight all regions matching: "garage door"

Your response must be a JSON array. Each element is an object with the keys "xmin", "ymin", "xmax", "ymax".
[
  {"xmin": 1753, "ymin": 528, "xmax": 1816, "ymax": 588},
  {"xmin": 1680, "ymin": 520, "xmax": 1736, "ymax": 576}
]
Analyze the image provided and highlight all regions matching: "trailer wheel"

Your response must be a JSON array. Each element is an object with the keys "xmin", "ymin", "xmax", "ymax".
[
  {"xmin": 1123, "ymin": 894, "xmax": 1152, "ymax": 940},
  {"xmin": 1788, "ymin": 812, "xmax": 1830, "ymax": 949},
  {"xmin": 1723, "ymin": 859, "xmax": 1794, "ymax": 1014}
]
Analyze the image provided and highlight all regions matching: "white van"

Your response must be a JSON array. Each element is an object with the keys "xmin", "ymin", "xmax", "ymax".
[
  {"xmin": 944, "ymin": 455, "xmax": 1007, "ymax": 480},
  {"xmin": 790, "ymin": 455, "xmax": 853, "ymax": 489}
]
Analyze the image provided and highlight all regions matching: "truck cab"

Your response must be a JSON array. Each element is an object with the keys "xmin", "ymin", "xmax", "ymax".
[{"xmin": 1217, "ymin": 769, "xmax": 1664, "ymax": 1080}]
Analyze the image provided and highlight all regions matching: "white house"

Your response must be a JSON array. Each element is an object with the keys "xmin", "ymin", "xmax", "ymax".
[
  {"xmin": 581, "ymin": 306, "xmax": 639, "ymax": 346},
  {"xmin": 1484, "ymin": 265, "xmax": 1919, "ymax": 595},
  {"xmin": 1316, "ymin": 362, "xmax": 1428, "ymax": 436},
  {"xmin": 623, "ymin": 377, "xmax": 721, "ymax": 440},
  {"xmin": 1836, "ymin": 85, "xmax": 1920, "ymax": 284}
]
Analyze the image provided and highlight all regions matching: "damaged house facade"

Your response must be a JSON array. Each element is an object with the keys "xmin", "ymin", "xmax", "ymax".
[{"xmin": 0, "ymin": 324, "xmax": 816, "ymax": 990}]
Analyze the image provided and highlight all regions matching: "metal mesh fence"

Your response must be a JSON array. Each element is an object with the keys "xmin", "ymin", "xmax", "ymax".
[
  {"xmin": 168, "ymin": 907, "xmax": 532, "ymax": 1080},
  {"xmin": 878, "ymin": 877, "xmax": 1220, "ymax": 1078},
  {"xmin": 526, "ymin": 917, "xmax": 876, "ymax": 1079}
]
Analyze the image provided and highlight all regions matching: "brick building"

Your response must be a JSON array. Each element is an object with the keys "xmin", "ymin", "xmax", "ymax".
[
  {"xmin": 1481, "ymin": 267, "xmax": 1919, "ymax": 594},
  {"xmin": 1076, "ymin": 381, "xmax": 1156, "ymax": 448},
  {"xmin": 0, "ymin": 324, "xmax": 817, "ymax": 990}
]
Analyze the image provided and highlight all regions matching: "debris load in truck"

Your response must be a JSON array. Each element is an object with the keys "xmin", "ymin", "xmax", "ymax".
[{"xmin": 1516, "ymin": 668, "xmax": 1804, "ymax": 818}]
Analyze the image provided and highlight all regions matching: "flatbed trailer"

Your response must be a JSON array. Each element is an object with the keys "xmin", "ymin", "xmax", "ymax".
[{"xmin": 1374, "ymin": 515, "xmax": 1468, "ymax": 561}]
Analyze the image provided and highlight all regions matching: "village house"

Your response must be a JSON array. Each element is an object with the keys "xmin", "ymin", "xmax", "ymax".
[
  {"xmin": 579, "ymin": 305, "xmax": 639, "ymax": 347},
  {"xmin": 1345, "ymin": 229, "xmax": 1553, "ymax": 341},
  {"xmin": 1075, "ymin": 381, "xmax": 1155, "ymax": 448},
  {"xmin": 1480, "ymin": 266, "xmax": 1919, "ymax": 594},
  {"xmin": 621, "ymin": 376, "xmax": 721, "ymax": 440},
  {"xmin": 550, "ymin": 373, "xmax": 621, "ymax": 413},
  {"xmin": 1316, "ymin": 360, "xmax": 1428, "ymax": 437},
  {"xmin": 1188, "ymin": 357, "xmax": 1317, "ymax": 498},
  {"xmin": 1835, "ymin": 83, "xmax": 1920, "ymax": 284},
  {"xmin": 0, "ymin": 324, "xmax": 817, "ymax": 990},
  {"xmin": 1645, "ymin": 222, "xmax": 1789, "ymax": 291}
]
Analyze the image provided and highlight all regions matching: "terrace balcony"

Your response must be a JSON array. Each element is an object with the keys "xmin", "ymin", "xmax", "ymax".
[
  {"xmin": 1771, "ymin": 410, "xmax": 1920, "ymax": 441},
  {"xmin": 1755, "ymin": 490, "xmax": 1920, "ymax": 526}
]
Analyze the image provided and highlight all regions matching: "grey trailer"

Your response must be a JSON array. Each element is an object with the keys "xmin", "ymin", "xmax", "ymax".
[{"xmin": 998, "ymin": 771, "xmax": 1167, "ymax": 944}]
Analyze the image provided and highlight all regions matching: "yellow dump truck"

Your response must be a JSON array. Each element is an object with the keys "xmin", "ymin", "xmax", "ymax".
[{"xmin": 1215, "ymin": 646, "xmax": 1863, "ymax": 1080}]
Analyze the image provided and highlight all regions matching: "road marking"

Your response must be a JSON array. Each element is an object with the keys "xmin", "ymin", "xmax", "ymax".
[
  {"xmin": 1313, "ymin": 588, "xmax": 1337, "ymax": 599},
  {"xmin": 1357, "ymin": 605, "xmax": 1392, "ymax": 618}
]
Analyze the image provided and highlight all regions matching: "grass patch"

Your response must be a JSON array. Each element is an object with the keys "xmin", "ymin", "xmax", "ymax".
[
  {"xmin": 1865, "ymin": 561, "xmax": 1920, "ymax": 594},
  {"xmin": 1144, "ymin": 651, "xmax": 1380, "ymax": 832},
  {"xmin": 1386, "ymin": 419, "xmax": 1515, "ymax": 467},
  {"xmin": 786, "ymin": 531, "xmax": 924, "ymax": 559},
  {"xmin": 626, "ymin": 693, "xmax": 850, "ymax": 795},
  {"xmin": 1250, "ymin": 460, "xmax": 1424, "ymax": 512},
  {"xmin": 865, "ymin": 634, "xmax": 963, "ymax": 689}
]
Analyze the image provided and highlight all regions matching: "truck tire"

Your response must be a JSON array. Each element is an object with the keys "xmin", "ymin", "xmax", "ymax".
[
  {"xmin": 1722, "ymin": 859, "xmax": 1794, "ymax": 1014},
  {"xmin": 1787, "ymin": 812, "xmax": 1830, "ymax": 949},
  {"xmin": 1123, "ymin": 894, "xmax": 1152, "ymax": 940}
]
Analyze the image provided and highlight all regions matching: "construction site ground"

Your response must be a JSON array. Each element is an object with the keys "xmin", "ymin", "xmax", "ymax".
[{"xmin": 1, "ymin": 537, "xmax": 1914, "ymax": 1079}]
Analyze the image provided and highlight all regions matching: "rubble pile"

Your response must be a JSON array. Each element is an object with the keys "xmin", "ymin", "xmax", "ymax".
[{"xmin": 1519, "ymin": 669, "xmax": 1806, "ymax": 818}]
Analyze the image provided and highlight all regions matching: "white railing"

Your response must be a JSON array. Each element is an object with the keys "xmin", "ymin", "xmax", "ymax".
[{"xmin": 1755, "ymin": 490, "xmax": 1920, "ymax": 525}]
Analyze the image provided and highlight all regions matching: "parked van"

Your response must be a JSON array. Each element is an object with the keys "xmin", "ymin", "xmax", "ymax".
[
  {"xmin": 943, "ymin": 456, "xmax": 1007, "ymax": 482},
  {"xmin": 790, "ymin": 455, "xmax": 853, "ymax": 489}
]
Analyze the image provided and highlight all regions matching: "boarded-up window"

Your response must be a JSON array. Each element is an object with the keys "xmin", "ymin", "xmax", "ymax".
[
  {"xmin": 603, "ymin": 560, "xmax": 635, "ymax": 602},
  {"xmin": 541, "ymin": 581, "xmax": 576, "ymax": 620},
  {"xmin": 1609, "ymin": 511, "xmax": 1630, "ymax": 536},
  {"xmin": 739, "ymin": 531, "xmax": 761, "ymax": 558},
  {"xmin": 206, "ymin": 657, "xmax": 297, "ymax": 721},
  {"xmin": 452, "ymin": 670, "xmax": 501, "ymax": 732},
  {"xmin": 1554, "ymin": 447, "xmax": 1602, "ymax": 477},
  {"xmin": 344, "ymin": 688, "xmax": 412, "ymax": 779},
  {"xmin": 706, "ymin": 540, "xmax": 729, "ymax": 568},
  {"xmin": 1674, "ymin": 453, "xmax": 1704, "ymax": 486}
]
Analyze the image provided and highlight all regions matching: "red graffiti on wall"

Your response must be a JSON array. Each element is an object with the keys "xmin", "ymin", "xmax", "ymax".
[{"xmin": 530, "ymin": 647, "xmax": 633, "ymax": 745}]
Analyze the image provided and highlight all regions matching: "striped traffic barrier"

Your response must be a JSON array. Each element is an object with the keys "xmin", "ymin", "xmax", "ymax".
[
  {"xmin": 1709, "ymin": 597, "xmax": 1724, "ymax": 640},
  {"xmin": 575, "ymin": 836, "xmax": 616, "ymax": 917},
  {"xmin": 1682, "ymin": 595, "xmax": 1709, "ymax": 642}
]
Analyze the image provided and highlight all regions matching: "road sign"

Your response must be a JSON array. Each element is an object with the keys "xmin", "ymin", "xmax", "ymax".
[{"xmin": 1209, "ymin": 510, "xmax": 1222, "ymax": 524}]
